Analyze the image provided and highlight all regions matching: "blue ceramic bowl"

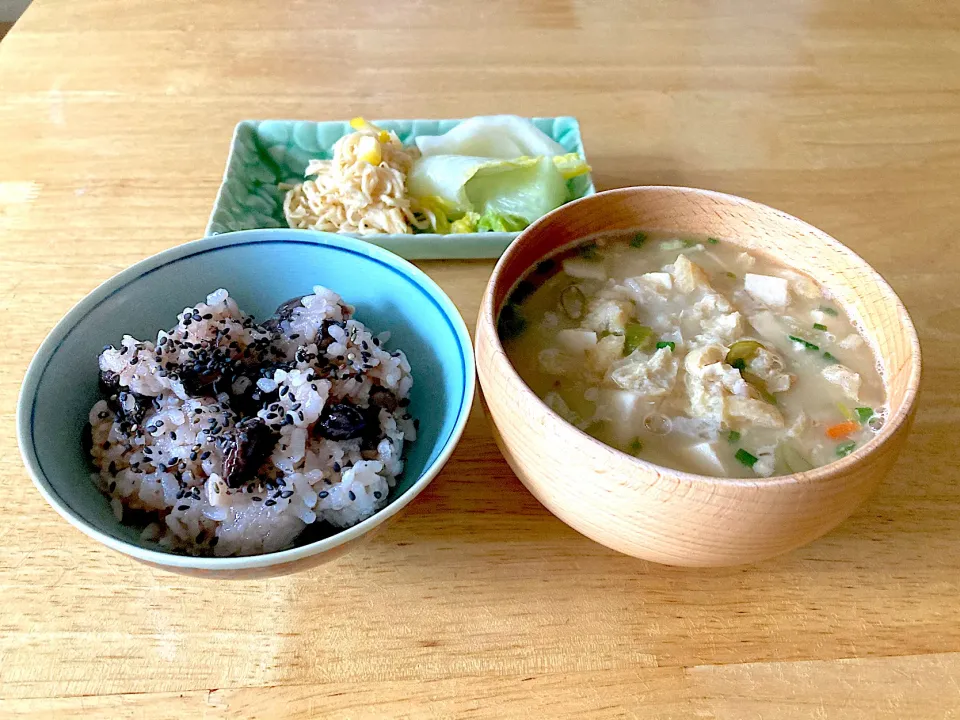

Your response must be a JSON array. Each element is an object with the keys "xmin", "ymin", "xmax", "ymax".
[{"xmin": 17, "ymin": 229, "xmax": 475, "ymax": 576}]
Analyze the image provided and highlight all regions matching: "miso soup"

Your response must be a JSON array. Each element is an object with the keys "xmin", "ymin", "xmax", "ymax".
[{"xmin": 500, "ymin": 231, "xmax": 886, "ymax": 478}]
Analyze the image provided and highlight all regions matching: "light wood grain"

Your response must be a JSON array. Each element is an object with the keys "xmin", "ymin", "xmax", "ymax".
[
  {"xmin": 1, "ymin": 0, "xmax": 959, "ymax": 716},
  {"xmin": 476, "ymin": 186, "xmax": 921, "ymax": 566}
]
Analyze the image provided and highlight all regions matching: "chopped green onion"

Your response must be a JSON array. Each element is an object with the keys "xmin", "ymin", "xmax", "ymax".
[
  {"xmin": 578, "ymin": 242, "xmax": 599, "ymax": 260},
  {"xmin": 628, "ymin": 437, "xmax": 643, "ymax": 454},
  {"xmin": 813, "ymin": 322, "xmax": 828, "ymax": 331},
  {"xmin": 735, "ymin": 448, "xmax": 759, "ymax": 467},
  {"xmin": 823, "ymin": 351, "xmax": 838, "ymax": 362},
  {"xmin": 726, "ymin": 271, "xmax": 737, "ymax": 279},
  {"xmin": 682, "ymin": 238, "xmax": 697, "ymax": 248},
  {"xmin": 559, "ymin": 285, "xmax": 586, "ymax": 320},
  {"xmin": 726, "ymin": 340, "xmax": 764, "ymax": 368},
  {"xmin": 727, "ymin": 430, "xmax": 741, "ymax": 444},
  {"xmin": 623, "ymin": 323, "xmax": 655, "ymax": 356},
  {"xmin": 655, "ymin": 341, "xmax": 676, "ymax": 351},
  {"xmin": 836, "ymin": 441, "xmax": 857, "ymax": 458},
  {"xmin": 820, "ymin": 305, "xmax": 839, "ymax": 317},
  {"xmin": 630, "ymin": 232, "xmax": 647, "ymax": 248},
  {"xmin": 788, "ymin": 335, "xmax": 820, "ymax": 351},
  {"xmin": 707, "ymin": 237, "xmax": 720, "ymax": 245},
  {"xmin": 743, "ymin": 372, "xmax": 777, "ymax": 404},
  {"xmin": 856, "ymin": 407, "xmax": 874, "ymax": 424}
]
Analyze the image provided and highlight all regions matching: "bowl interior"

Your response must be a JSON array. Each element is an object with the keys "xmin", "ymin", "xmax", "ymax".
[
  {"xmin": 490, "ymin": 186, "xmax": 920, "ymax": 465},
  {"xmin": 21, "ymin": 230, "xmax": 473, "ymax": 562}
]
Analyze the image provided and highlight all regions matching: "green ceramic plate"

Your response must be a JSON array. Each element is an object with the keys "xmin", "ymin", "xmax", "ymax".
[{"xmin": 206, "ymin": 117, "xmax": 594, "ymax": 259}]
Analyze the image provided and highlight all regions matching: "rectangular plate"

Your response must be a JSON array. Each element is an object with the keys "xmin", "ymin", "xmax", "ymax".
[{"xmin": 205, "ymin": 117, "xmax": 594, "ymax": 260}]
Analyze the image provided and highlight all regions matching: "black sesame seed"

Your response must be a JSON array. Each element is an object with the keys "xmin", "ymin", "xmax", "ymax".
[
  {"xmin": 319, "ymin": 491, "xmax": 329, "ymax": 498},
  {"xmin": 265, "ymin": 499, "xmax": 276, "ymax": 507},
  {"xmin": 374, "ymin": 491, "xmax": 382, "ymax": 499},
  {"xmin": 281, "ymin": 490, "xmax": 294, "ymax": 499},
  {"xmin": 290, "ymin": 334, "xmax": 300, "ymax": 340},
  {"xmin": 108, "ymin": 461, "xmax": 117, "ymax": 474},
  {"xmin": 348, "ymin": 490, "xmax": 356, "ymax": 501},
  {"xmin": 170, "ymin": 432, "xmax": 177, "ymax": 441},
  {"xmin": 108, "ymin": 481, "xmax": 117, "ymax": 492},
  {"xmin": 129, "ymin": 356, "xmax": 139, "ymax": 365},
  {"xmin": 291, "ymin": 403, "xmax": 302, "ymax": 411},
  {"xmin": 176, "ymin": 489, "xmax": 185, "ymax": 499},
  {"xmin": 177, "ymin": 504, "xmax": 190, "ymax": 511},
  {"xmin": 279, "ymin": 386, "xmax": 289, "ymax": 397},
  {"xmin": 98, "ymin": 411, "xmax": 110, "ymax": 419},
  {"xmin": 333, "ymin": 462, "xmax": 341, "ymax": 472},
  {"xmin": 203, "ymin": 313, "xmax": 213, "ymax": 320},
  {"xmin": 252, "ymin": 496, "xmax": 262, "ymax": 502},
  {"xmin": 277, "ymin": 478, "xmax": 286, "ymax": 487}
]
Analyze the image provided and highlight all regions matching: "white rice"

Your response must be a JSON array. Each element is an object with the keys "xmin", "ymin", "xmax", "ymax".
[{"xmin": 86, "ymin": 286, "xmax": 417, "ymax": 557}]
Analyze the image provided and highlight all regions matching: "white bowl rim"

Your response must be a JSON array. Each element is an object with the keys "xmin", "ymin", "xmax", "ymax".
[
  {"xmin": 481, "ymin": 185, "xmax": 922, "ymax": 489},
  {"xmin": 17, "ymin": 228, "xmax": 476, "ymax": 571}
]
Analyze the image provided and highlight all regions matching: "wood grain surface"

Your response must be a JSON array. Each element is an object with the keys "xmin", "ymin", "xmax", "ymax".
[{"xmin": 1, "ymin": 0, "xmax": 959, "ymax": 717}]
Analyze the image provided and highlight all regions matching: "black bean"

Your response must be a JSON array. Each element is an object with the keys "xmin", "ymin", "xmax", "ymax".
[
  {"xmin": 221, "ymin": 417, "xmax": 278, "ymax": 489},
  {"xmin": 369, "ymin": 386, "xmax": 399, "ymax": 412},
  {"xmin": 314, "ymin": 402, "xmax": 366, "ymax": 441}
]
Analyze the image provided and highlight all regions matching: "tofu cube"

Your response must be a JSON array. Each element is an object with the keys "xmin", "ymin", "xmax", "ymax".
[
  {"xmin": 744, "ymin": 273, "xmax": 791, "ymax": 309},
  {"xmin": 556, "ymin": 329, "xmax": 598, "ymax": 354},
  {"xmin": 685, "ymin": 441, "xmax": 728, "ymax": 476}
]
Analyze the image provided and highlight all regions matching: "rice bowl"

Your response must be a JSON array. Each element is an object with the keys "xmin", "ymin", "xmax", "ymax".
[{"xmin": 18, "ymin": 229, "xmax": 475, "ymax": 575}]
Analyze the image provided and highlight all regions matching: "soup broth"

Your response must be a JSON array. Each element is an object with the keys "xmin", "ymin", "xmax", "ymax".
[{"xmin": 500, "ymin": 231, "xmax": 886, "ymax": 478}]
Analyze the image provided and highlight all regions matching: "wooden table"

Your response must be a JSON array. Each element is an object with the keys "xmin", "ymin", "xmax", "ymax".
[{"xmin": 2, "ymin": 1, "xmax": 959, "ymax": 717}]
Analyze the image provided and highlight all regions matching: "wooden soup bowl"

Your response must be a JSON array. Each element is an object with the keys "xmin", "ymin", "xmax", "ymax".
[{"xmin": 475, "ymin": 187, "xmax": 921, "ymax": 567}]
